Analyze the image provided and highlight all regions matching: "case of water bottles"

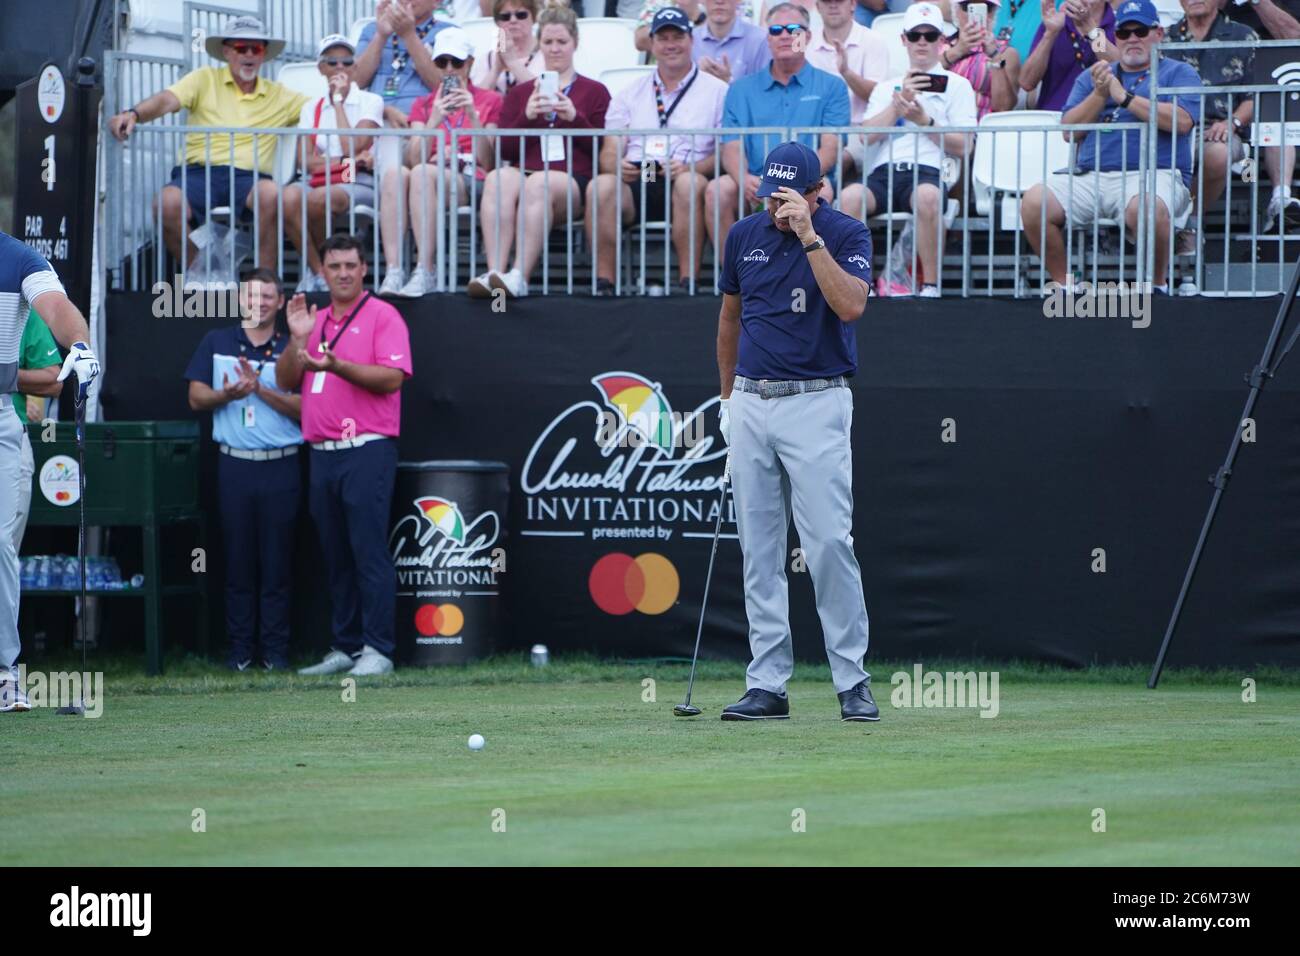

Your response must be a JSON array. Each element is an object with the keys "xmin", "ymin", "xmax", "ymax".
[{"xmin": 19, "ymin": 555, "xmax": 143, "ymax": 591}]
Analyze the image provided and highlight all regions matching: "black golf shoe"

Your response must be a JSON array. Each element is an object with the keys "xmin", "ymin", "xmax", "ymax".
[
  {"xmin": 721, "ymin": 688, "xmax": 790, "ymax": 721},
  {"xmin": 838, "ymin": 680, "xmax": 880, "ymax": 722}
]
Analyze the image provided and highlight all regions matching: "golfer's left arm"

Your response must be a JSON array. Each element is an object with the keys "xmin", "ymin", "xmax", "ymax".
[
  {"xmin": 802, "ymin": 237, "xmax": 869, "ymax": 322},
  {"xmin": 30, "ymin": 291, "xmax": 90, "ymax": 350}
]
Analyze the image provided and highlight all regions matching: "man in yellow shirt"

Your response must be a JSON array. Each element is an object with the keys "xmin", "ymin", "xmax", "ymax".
[{"xmin": 108, "ymin": 16, "xmax": 309, "ymax": 271}]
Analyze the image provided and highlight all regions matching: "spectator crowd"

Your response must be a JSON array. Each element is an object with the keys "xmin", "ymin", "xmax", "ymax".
[{"xmin": 107, "ymin": 0, "xmax": 1300, "ymax": 298}]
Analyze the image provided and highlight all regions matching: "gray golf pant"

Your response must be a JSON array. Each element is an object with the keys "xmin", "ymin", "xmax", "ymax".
[
  {"xmin": 0, "ymin": 398, "xmax": 22, "ymax": 681},
  {"xmin": 729, "ymin": 382, "xmax": 870, "ymax": 696}
]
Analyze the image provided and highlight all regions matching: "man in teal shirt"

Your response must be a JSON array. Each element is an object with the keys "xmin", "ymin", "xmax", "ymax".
[
  {"xmin": 706, "ymin": 3, "xmax": 851, "ymax": 265},
  {"xmin": 8, "ymin": 310, "xmax": 64, "ymax": 553}
]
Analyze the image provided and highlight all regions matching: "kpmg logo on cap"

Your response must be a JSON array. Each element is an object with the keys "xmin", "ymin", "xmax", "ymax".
[
  {"xmin": 742, "ymin": 248, "xmax": 770, "ymax": 263},
  {"xmin": 766, "ymin": 162, "xmax": 798, "ymax": 181}
]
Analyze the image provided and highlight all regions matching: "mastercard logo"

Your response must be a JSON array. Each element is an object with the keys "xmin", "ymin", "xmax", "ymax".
[
  {"xmin": 589, "ymin": 552, "xmax": 679, "ymax": 616},
  {"xmin": 414, "ymin": 603, "xmax": 464, "ymax": 637},
  {"xmin": 55, "ymin": 491, "xmax": 70, "ymax": 502}
]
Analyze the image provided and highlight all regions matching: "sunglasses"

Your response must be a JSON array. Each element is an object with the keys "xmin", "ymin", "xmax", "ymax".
[
  {"xmin": 768, "ymin": 24, "xmax": 807, "ymax": 35},
  {"xmin": 905, "ymin": 29, "xmax": 942, "ymax": 43},
  {"xmin": 496, "ymin": 10, "xmax": 531, "ymax": 20},
  {"xmin": 225, "ymin": 41, "xmax": 266, "ymax": 55},
  {"xmin": 321, "ymin": 57, "xmax": 354, "ymax": 67},
  {"xmin": 435, "ymin": 55, "xmax": 466, "ymax": 69},
  {"xmin": 1114, "ymin": 24, "xmax": 1152, "ymax": 39}
]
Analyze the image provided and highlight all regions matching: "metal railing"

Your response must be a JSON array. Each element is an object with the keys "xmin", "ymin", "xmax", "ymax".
[
  {"xmin": 104, "ymin": 39, "xmax": 1300, "ymax": 300},
  {"xmin": 106, "ymin": 122, "xmax": 1155, "ymax": 297},
  {"xmin": 1149, "ymin": 38, "xmax": 1300, "ymax": 297}
]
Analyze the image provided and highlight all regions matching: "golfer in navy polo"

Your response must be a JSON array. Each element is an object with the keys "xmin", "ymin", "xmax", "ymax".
[
  {"xmin": 716, "ymin": 141, "xmax": 878, "ymax": 722},
  {"xmin": 184, "ymin": 269, "xmax": 301, "ymax": 671}
]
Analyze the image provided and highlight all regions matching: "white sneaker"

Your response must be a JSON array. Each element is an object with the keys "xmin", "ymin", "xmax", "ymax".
[
  {"xmin": 0, "ymin": 681, "xmax": 31, "ymax": 713},
  {"xmin": 466, "ymin": 271, "xmax": 496, "ymax": 299},
  {"xmin": 347, "ymin": 645, "xmax": 394, "ymax": 677},
  {"xmin": 919, "ymin": 284, "xmax": 941, "ymax": 298},
  {"xmin": 398, "ymin": 266, "xmax": 436, "ymax": 298},
  {"xmin": 491, "ymin": 267, "xmax": 528, "ymax": 299},
  {"xmin": 378, "ymin": 269, "xmax": 406, "ymax": 296},
  {"xmin": 297, "ymin": 649, "xmax": 356, "ymax": 676}
]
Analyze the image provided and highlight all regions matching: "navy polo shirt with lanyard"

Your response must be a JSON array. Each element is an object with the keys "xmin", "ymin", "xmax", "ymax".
[
  {"xmin": 720, "ymin": 198, "xmax": 873, "ymax": 381},
  {"xmin": 183, "ymin": 325, "xmax": 302, "ymax": 450}
]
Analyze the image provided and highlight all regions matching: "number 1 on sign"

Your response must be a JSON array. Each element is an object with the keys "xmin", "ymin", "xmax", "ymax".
[{"xmin": 42, "ymin": 135, "xmax": 55, "ymax": 191}]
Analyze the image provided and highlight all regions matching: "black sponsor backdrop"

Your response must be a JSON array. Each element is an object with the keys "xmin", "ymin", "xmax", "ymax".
[{"xmin": 98, "ymin": 293, "xmax": 1300, "ymax": 669}]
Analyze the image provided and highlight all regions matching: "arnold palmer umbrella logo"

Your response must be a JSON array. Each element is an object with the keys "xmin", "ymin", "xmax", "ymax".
[
  {"xmin": 520, "ymin": 369, "xmax": 731, "ymax": 549},
  {"xmin": 389, "ymin": 495, "xmax": 502, "ymax": 587},
  {"xmin": 592, "ymin": 372, "xmax": 675, "ymax": 455}
]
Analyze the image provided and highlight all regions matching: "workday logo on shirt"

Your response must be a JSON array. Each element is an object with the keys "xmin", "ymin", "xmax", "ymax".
[{"xmin": 742, "ymin": 248, "xmax": 770, "ymax": 263}]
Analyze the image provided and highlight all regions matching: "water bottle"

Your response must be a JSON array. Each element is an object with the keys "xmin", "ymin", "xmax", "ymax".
[
  {"xmin": 35, "ymin": 556, "xmax": 50, "ymax": 590},
  {"xmin": 19, "ymin": 557, "xmax": 35, "ymax": 590},
  {"xmin": 62, "ymin": 555, "xmax": 80, "ymax": 590}
]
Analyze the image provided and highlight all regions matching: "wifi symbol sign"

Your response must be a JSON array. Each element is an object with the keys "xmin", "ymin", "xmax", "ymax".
[{"xmin": 1271, "ymin": 62, "xmax": 1300, "ymax": 99}]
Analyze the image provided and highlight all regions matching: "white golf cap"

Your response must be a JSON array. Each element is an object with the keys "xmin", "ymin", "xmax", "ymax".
[
  {"xmin": 430, "ymin": 28, "xmax": 475, "ymax": 61},
  {"xmin": 901, "ymin": 2, "xmax": 945, "ymax": 32},
  {"xmin": 317, "ymin": 34, "xmax": 355, "ymax": 58}
]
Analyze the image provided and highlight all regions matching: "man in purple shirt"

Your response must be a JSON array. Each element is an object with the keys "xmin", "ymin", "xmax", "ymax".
[
  {"xmin": 1019, "ymin": 0, "xmax": 1117, "ymax": 110},
  {"xmin": 696, "ymin": 0, "xmax": 774, "ymax": 83},
  {"xmin": 588, "ymin": 7, "xmax": 730, "ymax": 294}
]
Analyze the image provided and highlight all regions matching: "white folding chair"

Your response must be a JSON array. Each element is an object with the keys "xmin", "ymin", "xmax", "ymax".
[
  {"xmin": 870, "ymin": 13, "xmax": 910, "ymax": 81},
  {"xmin": 459, "ymin": 16, "xmax": 499, "ymax": 61},
  {"xmin": 348, "ymin": 16, "xmax": 376, "ymax": 49},
  {"xmin": 970, "ymin": 110, "xmax": 1070, "ymax": 230},
  {"xmin": 598, "ymin": 65, "xmax": 656, "ymax": 98},
  {"xmin": 573, "ymin": 18, "xmax": 644, "ymax": 78}
]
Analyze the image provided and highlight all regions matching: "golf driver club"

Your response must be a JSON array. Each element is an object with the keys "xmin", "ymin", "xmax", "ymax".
[
  {"xmin": 56, "ymin": 389, "xmax": 88, "ymax": 716},
  {"xmin": 673, "ymin": 453, "xmax": 731, "ymax": 718}
]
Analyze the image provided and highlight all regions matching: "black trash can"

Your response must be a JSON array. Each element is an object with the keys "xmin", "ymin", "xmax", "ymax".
[{"xmin": 389, "ymin": 461, "xmax": 509, "ymax": 665}]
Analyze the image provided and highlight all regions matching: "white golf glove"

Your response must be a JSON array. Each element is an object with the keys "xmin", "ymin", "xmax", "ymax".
[
  {"xmin": 57, "ymin": 341, "xmax": 101, "ymax": 401},
  {"xmin": 718, "ymin": 397, "xmax": 730, "ymax": 445}
]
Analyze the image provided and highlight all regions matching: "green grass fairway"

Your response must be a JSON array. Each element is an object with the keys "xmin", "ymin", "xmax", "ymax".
[{"xmin": 7, "ymin": 659, "xmax": 1299, "ymax": 866}]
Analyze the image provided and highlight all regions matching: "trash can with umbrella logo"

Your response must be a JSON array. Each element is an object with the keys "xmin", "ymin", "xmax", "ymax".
[{"xmin": 389, "ymin": 461, "xmax": 509, "ymax": 664}]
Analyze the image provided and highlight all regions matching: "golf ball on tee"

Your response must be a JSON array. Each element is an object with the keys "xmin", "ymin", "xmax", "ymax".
[{"xmin": 467, "ymin": 734, "xmax": 485, "ymax": 751}]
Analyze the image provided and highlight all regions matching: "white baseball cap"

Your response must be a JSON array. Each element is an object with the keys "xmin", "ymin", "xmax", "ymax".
[
  {"xmin": 316, "ymin": 34, "xmax": 355, "ymax": 59},
  {"xmin": 901, "ymin": 2, "xmax": 945, "ymax": 32},
  {"xmin": 431, "ymin": 28, "xmax": 475, "ymax": 62}
]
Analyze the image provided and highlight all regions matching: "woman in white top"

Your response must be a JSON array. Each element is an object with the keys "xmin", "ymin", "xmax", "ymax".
[{"xmin": 283, "ymin": 35, "xmax": 383, "ymax": 292}]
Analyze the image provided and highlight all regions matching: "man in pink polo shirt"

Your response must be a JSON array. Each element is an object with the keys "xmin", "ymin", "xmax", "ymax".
[
  {"xmin": 586, "ymin": 6, "xmax": 728, "ymax": 295},
  {"xmin": 275, "ymin": 234, "xmax": 413, "ymax": 677}
]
